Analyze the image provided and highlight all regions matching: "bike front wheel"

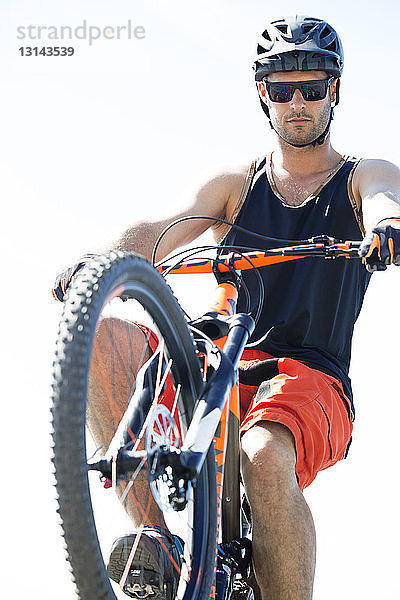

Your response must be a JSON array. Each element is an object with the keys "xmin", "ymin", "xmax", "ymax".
[{"xmin": 51, "ymin": 251, "xmax": 217, "ymax": 600}]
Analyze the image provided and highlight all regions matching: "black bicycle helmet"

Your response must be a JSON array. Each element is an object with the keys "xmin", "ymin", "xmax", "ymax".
[
  {"xmin": 253, "ymin": 16, "xmax": 344, "ymax": 148},
  {"xmin": 254, "ymin": 15, "xmax": 344, "ymax": 81}
]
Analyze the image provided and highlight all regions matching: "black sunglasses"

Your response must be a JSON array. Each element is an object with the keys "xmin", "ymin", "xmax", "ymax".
[{"xmin": 263, "ymin": 77, "xmax": 334, "ymax": 103}]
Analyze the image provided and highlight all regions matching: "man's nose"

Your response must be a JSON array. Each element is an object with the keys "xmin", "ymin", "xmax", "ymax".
[{"xmin": 289, "ymin": 88, "xmax": 306, "ymax": 110}]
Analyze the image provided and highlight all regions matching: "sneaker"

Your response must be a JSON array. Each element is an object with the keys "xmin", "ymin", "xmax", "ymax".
[
  {"xmin": 231, "ymin": 577, "xmax": 255, "ymax": 600},
  {"xmin": 107, "ymin": 527, "xmax": 184, "ymax": 600}
]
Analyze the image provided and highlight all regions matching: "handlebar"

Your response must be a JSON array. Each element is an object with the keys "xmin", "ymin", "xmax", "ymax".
[{"xmin": 156, "ymin": 237, "xmax": 362, "ymax": 276}]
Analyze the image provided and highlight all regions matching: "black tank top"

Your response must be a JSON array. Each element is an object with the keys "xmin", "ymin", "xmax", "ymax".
[{"xmin": 220, "ymin": 154, "xmax": 371, "ymax": 414}]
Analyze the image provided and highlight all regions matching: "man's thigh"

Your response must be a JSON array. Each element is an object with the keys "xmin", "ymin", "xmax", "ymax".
[{"xmin": 239, "ymin": 355, "xmax": 353, "ymax": 490}]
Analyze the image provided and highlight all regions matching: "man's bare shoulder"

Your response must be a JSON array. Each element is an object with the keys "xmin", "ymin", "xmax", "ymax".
[
  {"xmin": 190, "ymin": 161, "xmax": 253, "ymax": 241},
  {"xmin": 352, "ymin": 158, "xmax": 400, "ymax": 202},
  {"xmin": 187, "ymin": 162, "xmax": 253, "ymax": 221},
  {"xmin": 195, "ymin": 162, "xmax": 251, "ymax": 198},
  {"xmin": 354, "ymin": 158, "xmax": 399, "ymax": 177}
]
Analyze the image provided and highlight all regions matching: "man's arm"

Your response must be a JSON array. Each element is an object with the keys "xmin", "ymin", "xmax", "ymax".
[
  {"xmin": 353, "ymin": 159, "xmax": 400, "ymax": 270},
  {"xmin": 353, "ymin": 159, "xmax": 400, "ymax": 231},
  {"xmin": 52, "ymin": 166, "xmax": 249, "ymax": 301},
  {"xmin": 108, "ymin": 168, "xmax": 248, "ymax": 262}
]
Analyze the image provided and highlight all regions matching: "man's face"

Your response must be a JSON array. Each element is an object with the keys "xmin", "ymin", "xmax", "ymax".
[{"xmin": 259, "ymin": 70, "xmax": 337, "ymax": 147}]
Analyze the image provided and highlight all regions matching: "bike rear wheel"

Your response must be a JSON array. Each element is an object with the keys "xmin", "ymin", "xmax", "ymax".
[{"xmin": 51, "ymin": 251, "xmax": 217, "ymax": 600}]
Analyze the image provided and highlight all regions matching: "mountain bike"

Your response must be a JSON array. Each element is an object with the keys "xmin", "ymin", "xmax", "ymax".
[{"xmin": 51, "ymin": 219, "xmax": 361, "ymax": 600}]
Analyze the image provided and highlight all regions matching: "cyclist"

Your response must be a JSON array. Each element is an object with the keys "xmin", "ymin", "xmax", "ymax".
[{"xmin": 53, "ymin": 15, "xmax": 400, "ymax": 600}]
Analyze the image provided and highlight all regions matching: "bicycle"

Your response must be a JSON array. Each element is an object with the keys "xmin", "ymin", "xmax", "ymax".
[{"xmin": 51, "ymin": 219, "xmax": 362, "ymax": 600}]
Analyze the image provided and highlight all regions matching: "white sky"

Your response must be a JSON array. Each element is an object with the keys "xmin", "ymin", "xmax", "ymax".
[{"xmin": 1, "ymin": 1, "xmax": 400, "ymax": 598}]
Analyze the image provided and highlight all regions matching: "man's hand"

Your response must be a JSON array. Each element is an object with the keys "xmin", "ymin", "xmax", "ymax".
[
  {"xmin": 359, "ymin": 218, "xmax": 400, "ymax": 272},
  {"xmin": 52, "ymin": 255, "xmax": 97, "ymax": 301}
]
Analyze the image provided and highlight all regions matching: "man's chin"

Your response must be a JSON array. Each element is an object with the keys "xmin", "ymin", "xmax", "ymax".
[
  {"xmin": 278, "ymin": 127, "xmax": 320, "ymax": 148},
  {"xmin": 283, "ymin": 134, "xmax": 314, "ymax": 147}
]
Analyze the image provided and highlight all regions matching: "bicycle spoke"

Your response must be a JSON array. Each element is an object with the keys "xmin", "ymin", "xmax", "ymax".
[
  {"xmin": 119, "ymin": 455, "xmax": 147, "ymax": 505},
  {"xmin": 119, "ymin": 525, "xmax": 146, "ymax": 589}
]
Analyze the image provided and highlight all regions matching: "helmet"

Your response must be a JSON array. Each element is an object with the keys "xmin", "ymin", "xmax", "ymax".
[
  {"xmin": 253, "ymin": 16, "xmax": 344, "ymax": 148},
  {"xmin": 254, "ymin": 15, "xmax": 344, "ymax": 81}
]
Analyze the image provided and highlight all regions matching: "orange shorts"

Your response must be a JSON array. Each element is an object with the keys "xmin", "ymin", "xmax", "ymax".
[{"xmin": 239, "ymin": 349, "xmax": 354, "ymax": 490}]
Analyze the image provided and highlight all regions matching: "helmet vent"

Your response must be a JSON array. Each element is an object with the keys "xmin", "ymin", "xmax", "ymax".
[
  {"xmin": 261, "ymin": 30, "xmax": 272, "ymax": 43},
  {"xmin": 321, "ymin": 25, "xmax": 332, "ymax": 39},
  {"xmin": 302, "ymin": 24, "xmax": 314, "ymax": 34},
  {"xmin": 275, "ymin": 24, "xmax": 289, "ymax": 35},
  {"xmin": 325, "ymin": 40, "xmax": 338, "ymax": 53}
]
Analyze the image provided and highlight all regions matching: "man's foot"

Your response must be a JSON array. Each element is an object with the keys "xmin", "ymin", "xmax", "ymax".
[
  {"xmin": 231, "ymin": 577, "xmax": 254, "ymax": 600},
  {"xmin": 107, "ymin": 528, "xmax": 184, "ymax": 600}
]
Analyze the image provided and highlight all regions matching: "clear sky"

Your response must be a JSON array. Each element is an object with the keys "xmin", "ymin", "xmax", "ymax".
[{"xmin": 1, "ymin": 1, "xmax": 400, "ymax": 599}]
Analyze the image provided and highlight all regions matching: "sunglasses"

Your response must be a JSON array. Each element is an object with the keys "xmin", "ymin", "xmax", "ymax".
[{"xmin": 263, "ymin": 77, "xmax": 334, "ymax": 103}]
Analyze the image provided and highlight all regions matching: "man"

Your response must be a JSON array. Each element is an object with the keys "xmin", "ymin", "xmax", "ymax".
[{"xmin": 53, "ymin": 15, "xmax": 400, "ymax": 600}]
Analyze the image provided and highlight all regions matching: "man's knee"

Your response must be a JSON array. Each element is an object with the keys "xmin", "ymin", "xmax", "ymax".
[{"xmin": 241, "ymin": 421, "xmax": 298, "ymax": 494}]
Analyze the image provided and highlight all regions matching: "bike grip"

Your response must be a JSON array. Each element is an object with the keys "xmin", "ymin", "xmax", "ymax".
[{"xmin": 208, "ymin": 283, "xmax": 238, "ymax": 317}]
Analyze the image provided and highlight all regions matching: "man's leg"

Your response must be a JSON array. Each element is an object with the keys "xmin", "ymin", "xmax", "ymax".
[
  {"xmin": 87, "ymin": 316, "xmax": 165, "ymax": 527},
  {"xmin": 87, "ymin": 316, "xmax": 185, "ymax": 597},
  {"xmin": 241, "ymin": 422, "xmax": 316, "ymax": 600}
]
